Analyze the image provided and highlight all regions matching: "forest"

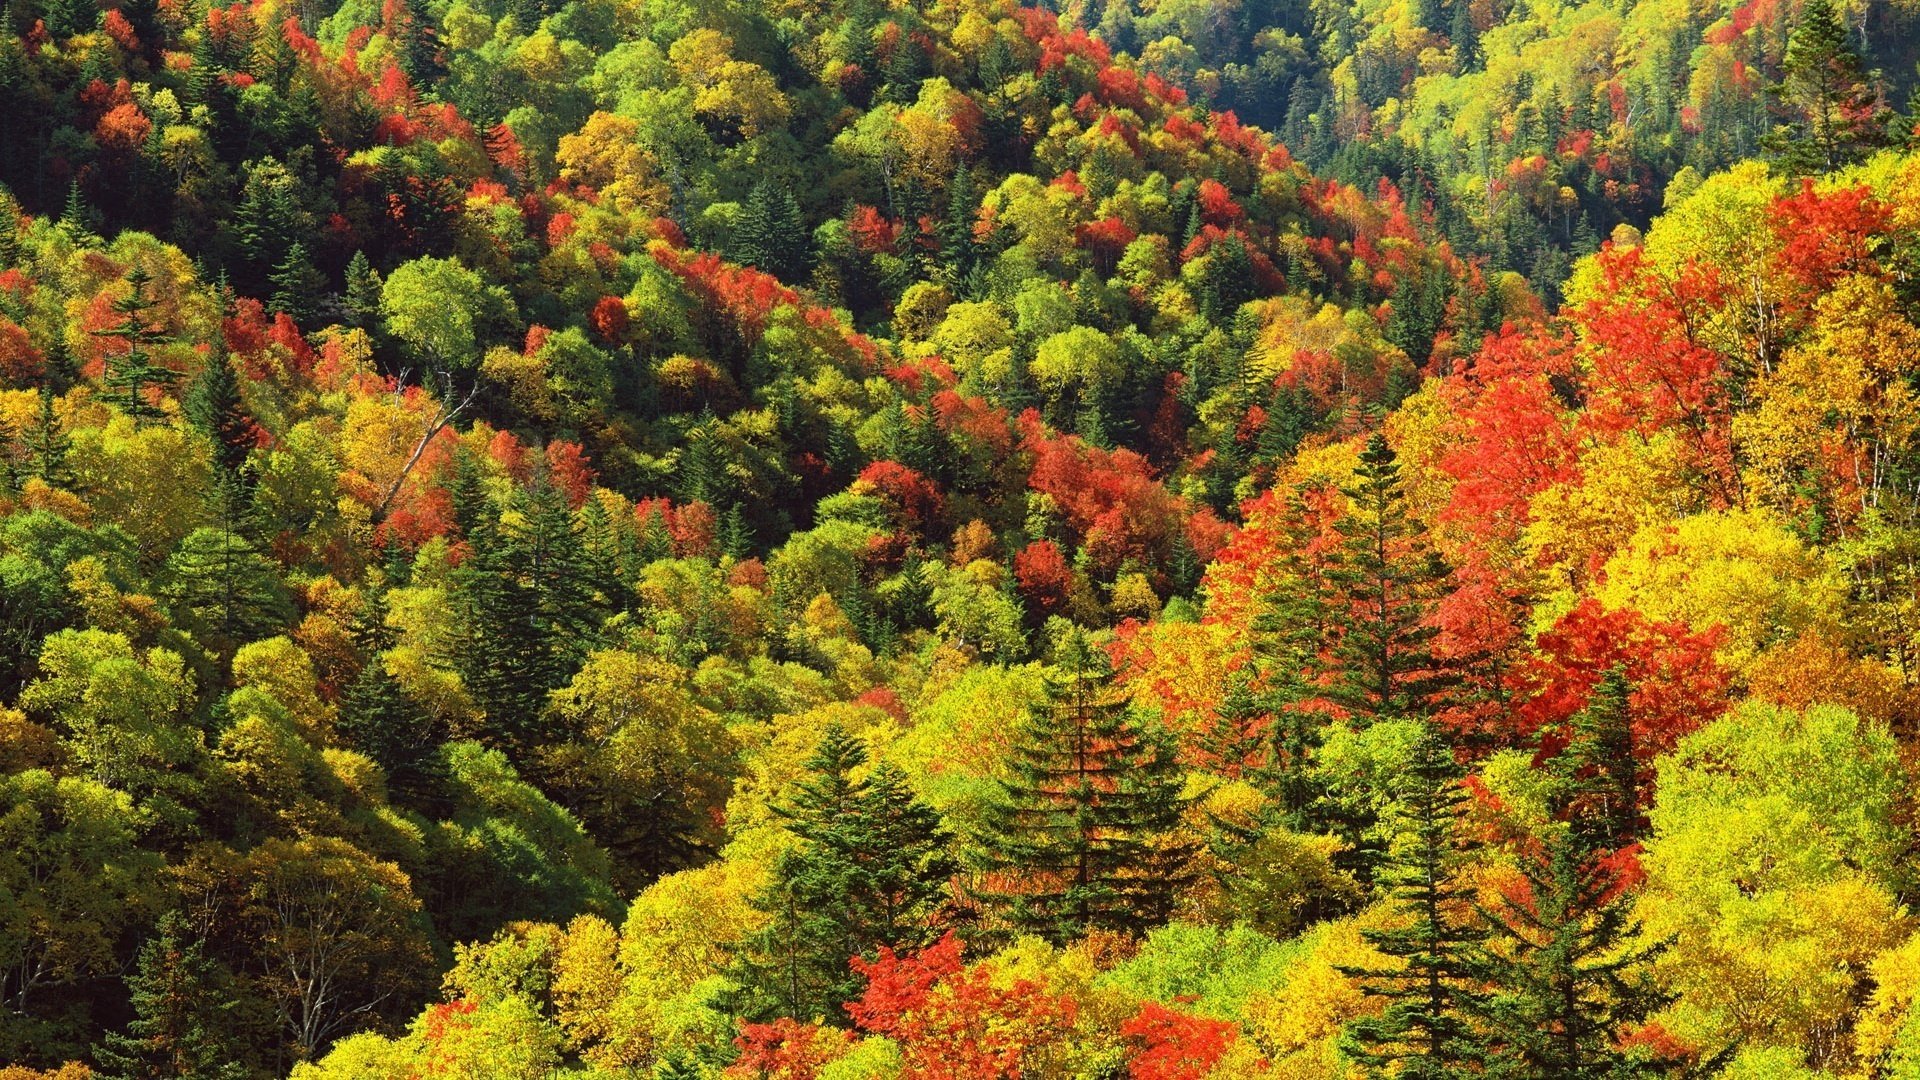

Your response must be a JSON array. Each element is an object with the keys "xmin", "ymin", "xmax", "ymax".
[{"xmin": 1, "ymin": 0, "xmax": 1919, "ymax": 1072}]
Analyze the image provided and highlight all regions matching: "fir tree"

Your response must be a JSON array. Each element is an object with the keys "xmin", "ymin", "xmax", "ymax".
[
  {"xmin": 978, "ymin": 628, "xmax": 1197, "ymax": 942},
  {"xmin": 1338, "ymin": 724, "xmax": 1487, "ymax": 1080},
  {"xmin": 267, "ymin": 241, "xmax": 325, "ymax": 325},
  {"xmin": 735, "ymin": 725, "xmax": 955, "ymax": 1023},
  {"xmin": 338, "ymin": 599, "xmax": 444, "ymax": 807},
  {"xmin": 938, "ymin": 164, "xmax": 980, "ymax": 289},
  {"xmin": 184, "ymin": 349, "xmax": 253, "ymax": 479},
  {"xmin": 94, "ymin": 266, "xmax": 176, "ymax": 424},
  {"xmin": 24, "ymin": 385, "xmax": 72, "ymax": 487},
  {"xmin": 162, "ymin": 511, "xmax": 293, "ymax": 659},
  {"xmin": 343, "ymin": 249, "xmax": 383, "ymax": 329},
  {"xmin": 734, "ymin": 178, "xmax": 810, "ymax": 284},
  {"xmin": 1762, "ymin": 0, "xmax": 1892, "ymax": 173},
  {"xmin": 91, "ymin": 912, "xmax": 247, "ymax": 1080},
  {"xmin": 1329, "ymin": 433, "xmax": 1455, "ymax": 723}
]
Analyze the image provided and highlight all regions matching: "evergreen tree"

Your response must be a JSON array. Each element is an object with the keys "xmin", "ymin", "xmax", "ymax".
[
  {"xmin": 268, "ymin": 241, "xmax": 325, "ymax": 325},
  {"xmin": 1338, "ymin": 724, "xmax": 1486, "ymax": 1080},
  {"xmin": 1762, "ymin": 0, "xmax": 1892, "ymax": 173},
  {"xmin": 452, "ymin": 475, "xmax": 601, "ymax": 758},
  {"xmin": 937, "ymin": 164, "xmax": 980, "ymax": 289},
  {"xmin": 735, "ymin": 725, "xmax": 955, "ymax": 1023},
  {"xmin": 978, "ymin": 628, "xmax": 1197, "ymax": 942},
  {"xmin": 162, "ymin": 516, "xmax": 294, "ymax": 658},
  {"xmin": 1328, "ymin": 433, "xmax": 1455, "ymax": 723},
  {"xmin": 95, "ymin": 267, "xmax": 176, "ymax": 424},
  {"xmin": 0, "ymin": 410, "xmax": 16, "ymax": 492},
  {"xmin": 91, "ymin": 912, "xmax": 247, "ymax": 1080},
  {"xmin": 184, "ymin": 349, "xmax": 253, "ymax": 479},
  {"xmin": 343, "ymin": 250, "xmax": 383, "ymax": 330},
  {"xmin": 338, "ymin": 600, "xmax": 445, "ymax": 807},
  {"xmin": 24, "ymin": 384, "xmax": 72, "ymax": 487},
  {"xmin": 734, "ymin": 178, "xmax": 810, "ymax": 284}
]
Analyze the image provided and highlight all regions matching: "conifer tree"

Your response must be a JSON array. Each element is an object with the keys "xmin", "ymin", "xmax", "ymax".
[
  {"xmin": 979, "ymin": 628, "xmax": 1197, "ymax": 942},
  {"xmin": 184, "ymin": 349, "xmax": 253, "ymax": 479},
  {"xmin": 24, "ymin": 384, "xmax": 71, "ymax": 487},
  {"xmin": 1470, "ymin": 670, "xmax": 1678, "ymax": 1080},
  {"xmin": 1339, "ymin": 724, "xmax": 1486, "ymax": 1080},
  {"xmin": 59, "ymin": 179, "xmax": 98, "ymax": 243},
  {"xmin": 1329, "ymin": 433, "xmax": 1455, "ymax": 723},
  {"xmin": 735, "ymin": 725, "xmax": 955, "ymax": 1023},
  {"xmin": 94, "ymin": 266, "xmax": 175, "ymax": 424},
  {"xmin": 92, "ymin": 912, "xmax": 248, "ymax": 1080},
  {"xmin": 734, "ymin": 179, "xmax": 810, "ymax": 284},
  {"xmin": 343, "ymin": 250, "xmax": 383, "ymax": 329},
  {"xmin": 1762, "ymin": 0, "xmax": 1891, "ymax": 173},
  {"xmin": 268, "ymin": 241, "xmax": 325, "ymax": 325}
]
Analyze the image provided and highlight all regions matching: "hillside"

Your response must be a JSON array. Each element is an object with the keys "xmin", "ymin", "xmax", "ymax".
[{"xmin": 0, "ymin": 0, "xmax": 1918, "ymax": 1075}]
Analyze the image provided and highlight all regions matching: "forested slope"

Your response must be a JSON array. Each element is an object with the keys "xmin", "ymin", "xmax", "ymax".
[{"xmin": 0, "ymin": 0, "xmax": 1917, "ymax": 1074}]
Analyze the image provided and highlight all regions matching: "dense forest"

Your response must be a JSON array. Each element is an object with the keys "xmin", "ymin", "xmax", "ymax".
[{"xmin": 2, "ymin": 0, "xmax": 1920, "ymax": 1072}]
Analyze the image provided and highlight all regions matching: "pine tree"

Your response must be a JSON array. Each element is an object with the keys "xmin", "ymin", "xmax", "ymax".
[
  {"xmin": 1328, "ymin": 433, "xmax": 1455, "ymax": 724},
  {"xmin": 184, "ymin": 349, "xmax": 253, "ymax": 479},
  {"xmin": 94, "ymin": 266, "xmax": 176, "ymax": 424},
  {"xmin": 163, "ymin": 512, "xmax": 293, "ymax": 658},
  {"xmin": 1762, "ymin": 0, "xmax": 1892, "ymax": 173},
  {"xmin": 735, "ymin": 725, "xmax": 955, "ymax": 1023},
  {"xmin": 1338, "ymin": 724, "xmax": 1486, "ymax": 1080},
  {"xmin": 979, "ymin": 628, "xmax": 1197, "ymax": 943},
  {"xmin": 0, "ymin": 410, "xmax": 19, "ymax": 492},
  {"xmin": 24, "ymin": 385, "xmax": 72, "ymax": 487},
  {"xmin": 92, "ymin": 912, "xmax": 247, "ymax": 1080},
  {"xmin": 937, "ymin": 164, "xmax": 980, "ymax": 289},
  {"xmin": 268, "ymin": 241, "xmax": 325, "ymax": 325}
]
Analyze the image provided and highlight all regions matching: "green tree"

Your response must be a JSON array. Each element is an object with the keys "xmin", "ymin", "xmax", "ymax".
[
  {"xmin": 735, "ymin": 725, "xmax": 955, "ymax": 1022},
  {"xmin": 1762, "ymin": 0, "xmax": 1892, "ymax": 173},
  {"xmin": 978, "ymin": 628, "xmax": 1197, "ymax": 942},
  {"xmin": 91, "ymin": 911, "xmax": 248, "ymax": 1080},
  {"xmin": 94, "ymin": 267, "xmax": 176, "ymax": 424},
  {"xmin": 1329, "ymin": 433, "xmax": 1455, "ymax": 723},
  {"xmin": 268, "ymin": 241, "xmax": 325, "ymax": 326},
  {"xmin": 734, "ymin": 178, "xmax": 810, "ymax": 284},
  {"xmin": 161, "ymin": 525, "xmax": 294, "ymax": 658},
  {"xmin": 184, "ymin": 350, "xmax": 254, "ymax": 479},
  {"xmin": 23, "ymin": 386, "xmax": 71, "ymax": 488},
  {"xmin": 1338, "ymin": 723, "xmax": 1486, "ymax": 1080}
]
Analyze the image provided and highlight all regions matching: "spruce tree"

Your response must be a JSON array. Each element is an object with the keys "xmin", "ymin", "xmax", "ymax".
[
  {"xmin": 24, "ymin": 385, "xmax": 71, "ymax": 487},
  {"xmin": 162, "ymin": 515, "xmax": 293, "ymax": 658},
  {"xmin": 937, "ymin": 164, "xmax": 980, "ymax": 290},
  {"xmin": 734, "ymin": 179, "xmax": 810, "ymax": 284},
  {"xmin": 184, "ymin": 349, "xmax": 253, "ymax": 479},
  {"xmin": 1329, "ymin": 433, "xmax": 1455, "ymax": 724},
  {"xmin": 735, "ymin": 725, "xmax": 955, "ymax": 1023},
  {"xmin": 1338, "ymin": 724, "xmax": 1486, "ymax": 1080},
  {"xmin": 343, "ymin": 250, "xmax": 383, "ymax": 329},
  {"xmin": 94, "ymin": 266, "xmax": 176, "ymax": 424},
  {"xmin": 338, "ymin": 599, "xmax": 444, "ymax": 807},
  {"xmin": 1762, "ymin": 0, "xmax": 1891, "ymax": 173},
  {"xmin": 92, "ymin": 912, "xmax": 247, "ymax": 1080},
  {"xmin": 267, "ymin": 241, "xmax": 325, "ymax": 325},
  {"xmin": 59, "ymin": 179, "xmax": 99, "ymax": 243},
  {"xmin": 1464, "ymin": 667, "xmax": 1680, "ymax": 1078},
  {"xmin": 978, "ymin": 628, "xmax": 1197, "ymax": 943}
]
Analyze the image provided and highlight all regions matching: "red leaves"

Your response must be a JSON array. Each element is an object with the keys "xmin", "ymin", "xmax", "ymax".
[
  {"xmin": 849, "ymin": 205, "xmax": 900, "ymax": 254},
  {"xmin": 588, "ymin": 296, "xmax": 629, "ymax": 344},
  {"xmin": 1026, "ymin": 432, "xmax": 1217, "ymax": 581},
  {"xmin": 1120, "ymin": 1002, "xmax": 1238, "ymax": 1080},
  {"xmin": 857, "ymin": 460, "xmax": 946, "ymax": 536},
  {"xmin": 1770, "ymin": 181, "xmax": 1888, "ymax": 297},
  {"xmin": 1014, "ymin": 539, "xmax": 1073, "ymax": 615},
  {"xmin": 847, "ymin": 933, "xmax": 1077, "ymax": 1080},
  {"xmin": 1512, "ymin": 598, "xmax": 1729, "ymax": 772},
  {"xmin": 730, "ymin": 1018, "xmax": 854, "ymax": 1080},
  {"xmin": 545, "ymin": 441, "xmax": 595, "ymax": 508},
  {"xmin": 1439, "ymin": 327, "xmax": 1579, "ymax": 542},
  {"xmin": 1077, "ymin": 216, "xmax": 1138, "ymax": 274}
]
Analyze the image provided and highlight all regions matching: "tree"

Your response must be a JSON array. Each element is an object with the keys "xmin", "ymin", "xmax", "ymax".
[
  {"xmin": 94, "ymin": 267, "xmax": 175, "ymax": 424},
  {"xmin": 337, "ymin": 637, "xmax": 444, "ymax": 808},
  {"xmin": 23, "ymin": 387, "xmax": 71, "ymax": 488},
  {"xmin": 161, "ymin": 526, "xmax": 293, "ymax": 658},
  {"xmin": 978, "ymin": 628, "xmax": 1196, "ymax": 942},
  {"xmin": 342, "ymin": 251, "xmax": 382, "ymax": 330},
  {"xmin": 734, "ymin": 724, "xmax": 955, "ymax": 1023},
  {"xmin": 1338, "ymin": 723, "xmax": 1486, "ymax": 1080},
  {"xmin": 734, "ymin": 179, "xmax": 810, "ymax": 284},
  {"xmin": 184, "ymin": 350, "xmax": 253, "ymax": 479},
  {"xmin": 1329, "ymin": 434, "xmax": 1455, "ymax": 723},
  {"xmin": 268, "ymin": 241, "xmax": 325, "ymax": 326},
  {"xmin": 1762, "ymin": 0, "xmax": 1892, "ymax": 173},
  {"xmin": 91, "ymin": 912, "xmax": 248, "ymax": 1080},
  {"xmin": 1471, "ymin": 674, "xmax": 1677, "ymax": 1079}
]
